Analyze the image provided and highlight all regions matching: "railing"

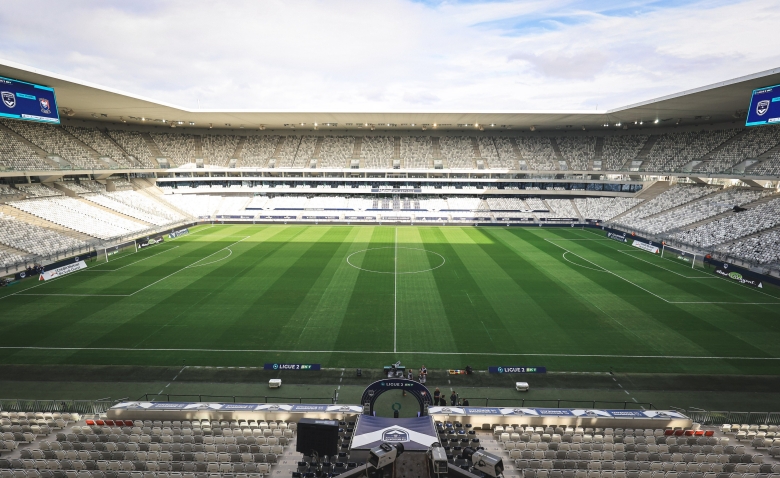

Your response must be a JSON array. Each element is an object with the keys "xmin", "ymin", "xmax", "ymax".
[
  {"xmin": 0, "ymin": 399, "xmax": 116, "ymax": 415},
  {"xmin": 679, "ymin": 410, "xmax": 780, "ymax": 425},
  {"xmin": 137, "ymin": 394, "xmax": 336, "ymax": 404},
  {"xmin": 459, "ymin": 398, "xmax": 655, "ymax": 410}
]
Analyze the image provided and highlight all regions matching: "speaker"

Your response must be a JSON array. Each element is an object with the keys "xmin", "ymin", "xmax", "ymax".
[{"xmin": 296, "ymin": 418, "xmax": 340, "ymax": 457}]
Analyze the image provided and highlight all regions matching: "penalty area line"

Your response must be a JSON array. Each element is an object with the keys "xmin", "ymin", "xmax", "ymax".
[{"xmin": 0, "ymin": 346, "xmax": 778, "ymax": 360}]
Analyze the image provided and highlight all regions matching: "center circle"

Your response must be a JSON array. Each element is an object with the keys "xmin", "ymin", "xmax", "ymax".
[{"xmin": 346, "ymin": 247, "xmax": 446, "ymax": 274}]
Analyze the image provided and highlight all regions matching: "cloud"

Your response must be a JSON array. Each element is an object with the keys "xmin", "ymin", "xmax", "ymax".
[{"xmin": 0, "ymin": 0, "xmax": 777, "ymax": 112}]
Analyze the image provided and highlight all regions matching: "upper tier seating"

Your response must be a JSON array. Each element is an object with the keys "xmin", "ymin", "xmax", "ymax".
[
  {"xmin": 557, "ymin": 137, "xmax": 595, "ymax": 170},
  {"xmin": 2, "ymin": 121, "xmax": 104, "ymax": 169},
  {"xmin": 0, "ymin": 128, "xmax": 55, "ymax": 171},
  {"xmin": 319, "ymin": 136, "xmax": 354, "ymax": 169},
  {"xmin": 151, "ymin": 133, "xmax": 196, "ymax": 166},
  {"xmin": 106, "ymin": 131, "xmax": 155, "ymax": 167},
  {"xmin": 477, "ymin": 137, "xmax": 518, "ymax": 169},
  {"xmin": 516, "ymin": 137, "xmax": 557, "ymax": 171},
  {"xmin": 202, "ymin": 135, "xmax": 240, "ymax": 167},
  {"xmin": 602, "ymin": 135, "xmax": 648, "ymax": 171},
  {"xmin": 439, "ymin": 137, "xmax": 474, "ymax": 169},
  {"xmin": 642, "ymin": 130, "xmax": 738, "ymax": 172},
  {"xmin": 62, "ymin": 126, "xmax": 134, "ymax": 168},
  {"xmin": 697, "ymin": 127, "xmax": 780, "ymax": 174},
  {"xmin": 240, "ymin": 136, "xmax": 280, "ymax": 167},
  {"xmin": 401, "ymin": 137, "xmax": 432, "ymax": 169},
  {"xmin": 360, "ymin": 136, "xmax": 394, "ymax": 169}
]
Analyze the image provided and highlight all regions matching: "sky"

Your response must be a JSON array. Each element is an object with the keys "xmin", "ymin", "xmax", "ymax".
[{"xmin": 0, "ymin": 0, "xmax": 778, "ymax": 112}]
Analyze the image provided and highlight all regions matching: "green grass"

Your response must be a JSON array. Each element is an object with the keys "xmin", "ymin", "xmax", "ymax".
[{"xmin": 1, "ymin": 224, "xmax": 779, "ymax": 374}]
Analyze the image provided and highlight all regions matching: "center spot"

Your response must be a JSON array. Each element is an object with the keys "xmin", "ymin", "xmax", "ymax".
[{"xmin": 346, "ymin": 247, "xmax": 446, "ymax": 274}]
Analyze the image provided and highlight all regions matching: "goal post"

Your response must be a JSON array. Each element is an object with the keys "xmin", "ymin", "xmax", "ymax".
[{"xmin": 661, "ymin": 243, "xmax": 699, "ymax": 269}]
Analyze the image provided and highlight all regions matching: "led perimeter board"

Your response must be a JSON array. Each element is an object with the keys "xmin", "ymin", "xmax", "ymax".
[
  {"xmin": 0, "ymin": 76, "xmax": 60, "ymax": 124},
  {"xmin": 746, "ymin": 83, "xmax": 780, "ymax": 126}
]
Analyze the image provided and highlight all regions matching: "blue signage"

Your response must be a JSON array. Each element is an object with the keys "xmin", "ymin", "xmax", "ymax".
[
  {"xmin": 0, "ymin": 76, "xmax": 60, "ymax": 124},
  {"xmin": 489, "ymin": 366, "xmax": 547, "ymax": 374},
  {"xmin": 263, "ymin": 363, "xmax": 320, "ymax": 371},
  {"xmin": 746, "ymin": 83, "xmax": 780, "ymax": 126}
]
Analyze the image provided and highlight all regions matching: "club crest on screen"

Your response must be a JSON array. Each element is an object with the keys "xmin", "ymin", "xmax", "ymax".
[
  {"xmin": 756, "ymin": 100, "xmax": 770, "ymax": 116},
  {"xmin": 39, "ymin": 97, "xmax": 51, "ymax": 114},
  {"xmin": 1, "ymin": 91, "xmax": 16, "ymax": 108}
]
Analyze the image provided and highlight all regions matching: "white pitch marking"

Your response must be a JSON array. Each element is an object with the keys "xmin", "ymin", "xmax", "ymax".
[
  {"xmin": 545, "ymin": 239, "xmax": 780, "ymax": 305},
  {"xmin": 14, "ymin": 237, "xmax": 249, "ymax": 299},
  {"xmin": 86, "ymin": 246, "xmax": 180, "ymax": 272},
  {"xmin": 617, "ymin": 250, "xmax": 711, "ymax": 279},
  {"xmin": 0, "ymin": 346, "xmax": 778, "ymax": 360},
  {"xmin": 562, "ymin": 251, "xmax": 607, "ymax": 272}
]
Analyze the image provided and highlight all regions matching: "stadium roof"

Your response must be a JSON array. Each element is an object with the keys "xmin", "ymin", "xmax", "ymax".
[{"xmin": 2, "ymin": 58, "xmax": 779, "ymax": 132}]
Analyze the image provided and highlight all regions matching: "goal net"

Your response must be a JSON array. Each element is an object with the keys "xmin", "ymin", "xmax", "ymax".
[{"xmin": 661, "ymin": 244, "xmax": 700, "ymax": 269}]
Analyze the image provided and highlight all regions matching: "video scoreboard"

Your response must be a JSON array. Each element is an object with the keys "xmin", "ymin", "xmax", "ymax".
[
  {"xmin": 746, "ymin": 83, "xmax": 780, "ymax": 126},
  {"xmin": 0, "ymin": 76, "xmax": 60, "ymax": 124}
]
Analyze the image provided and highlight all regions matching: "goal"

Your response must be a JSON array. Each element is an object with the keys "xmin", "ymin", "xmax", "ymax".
[{"xmin": 661, "ymin": 244, "xmax": 700, "ymax": 269}]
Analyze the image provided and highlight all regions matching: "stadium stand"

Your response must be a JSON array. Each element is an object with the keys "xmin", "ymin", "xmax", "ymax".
[
  {"xmin": 9, "ymin": 197, "xmax": 149, "ymax": 240},
  {"xmin": 0, "ymin": 212, "xmax": 90, "ymax": 258},
  {"xmin": 162, "ymin": 195, "xmax": 223, "ymax": 218},
  {"xmin": 202, "ymin": 135, "xmax": 241, "ymax": 167},
  {"xmin": 0, "ymin": 411, "xmax": 300, "ymax": 478},
  {"xmin": 105, "ymin": 131, "xmax": 156, "ymax": 168},
  {"xmin": 319, "ymin": 136, "xmax": 354, "ymax": 169},
  {"xmin": 575, "ymin": 197, "xmax": 644, "ymax": 221},
  {"xmin": 538, "ymin": 199, "xmax": 579, "ymax": 219},
  {"xmin": 360, "ymin": 136, "xmax": 394, "ymax": 169},
  {"xmin": 240, "ymin": 136, "xmax": 280, "ymax": 167},
  {"xmin": 672, "ymin": 198, "xmax": 780, "ymax": 247},
  {"xmin": 401, "ymin": 136, "xmax": 433, "ymax": 169},
  {"xmin": 62, "ymin": 126, "xmax": 134, "ymax": 168},
  {"xmin": 487, "ymin": 197, "xmax": 529, "ymax": 211},
  {"xmin": 83, "ymin": 191, "xmax": 186, "ymax": 226},
  {"xmin": 439, "ymin": 136, "xmax": 475, "ymax": 169},
  {"xmin": 516, "ymin": 137, "xmax": 558, "ymax": 171},
  {"xmin": 614, "ymin": 185, "xmax": 717, "ymax": 228},
  {"xmin": 0, "ymin": 128, "xmax": 56, "ymax": 171},
  {"xmin": 642, "ymin": 130, "xmax": 739, "ymax": 172},
  {"xmin": 15, "ymin": 184, "xmax": 62, "ymax": 198},
  {"xmin": 697, "ymin": 128, "xmax": 780, "ymax": 174},
  {"xmin": 477, "ymin": 423, "xmax": 780, "ymax": 478},
  {"xmin": 557, "ymin": 137, "xmax": 596, "ymax": 170},
  {"xmin": 1, "ymin": 120, "xmax": 104, "ymax": 170},
  {"xmin": 717, "ymin": 228, "xmax": 780, "ymax": 266},
  {"xmin": 151, "ymin": 133, "xmax": 196, "ymax": 166},
  {"xmin": 617, "ymin": 188, "xmax": 767, "ymax": 234},
  {"xmin": 602, "ymin": 135, "xmax": 649, "ymax": 171}
]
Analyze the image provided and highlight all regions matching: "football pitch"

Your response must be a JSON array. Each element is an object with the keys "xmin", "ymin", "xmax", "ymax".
[{"xmin": 1, "ymin": 224, "xmax": 779, "ymax": 375}]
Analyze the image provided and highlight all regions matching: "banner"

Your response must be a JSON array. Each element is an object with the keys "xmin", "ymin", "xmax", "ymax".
[
  {"xmin": 715, "ymin": 268, "xmax": 763, "ymax": 288},
  {"xmin": 607, "ymin": 232, "xmax": 627, "ymax": 243},
  {"xmin": 489, "ymin": 366, "xmax": 546, "ymax": 374},
  {"xmin": 39, "ymin": 260, "xmax": 87, "ymax": 281},
  {"xmin": 632, "ymin": 239, "xmax": 659, "ymax": 254},
  {"xmin": 263, "ymin": 363, "xmax": 321, "ymax": 371},
  {"xmin": 169, "ymin": 228, "xmax": 189, "ymax": 239},
  {"xmin": 137, "ymin": 236, "xmax": 165, "ymax": 248}
]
